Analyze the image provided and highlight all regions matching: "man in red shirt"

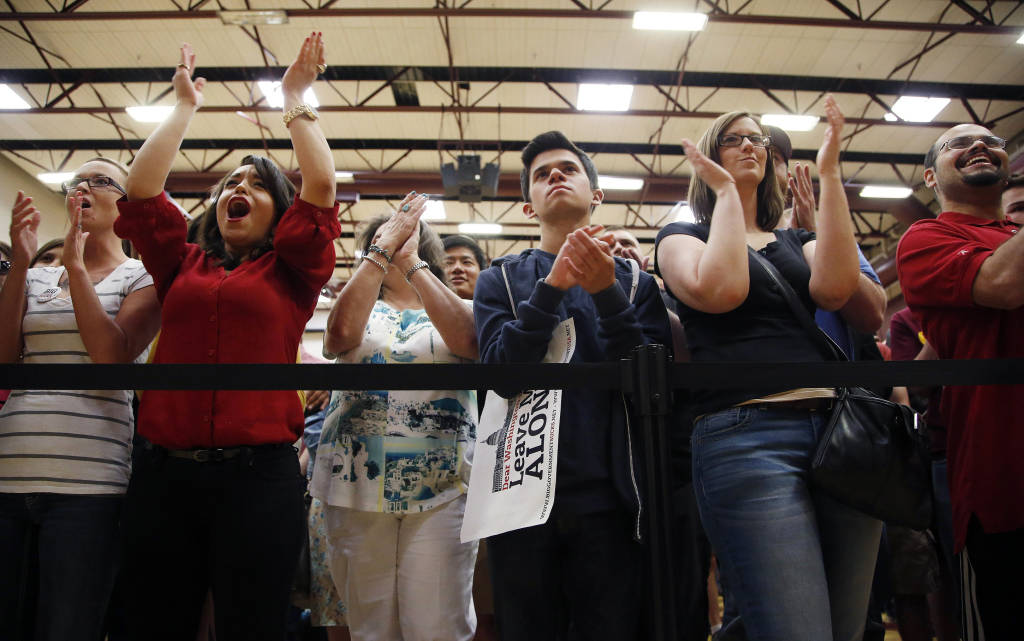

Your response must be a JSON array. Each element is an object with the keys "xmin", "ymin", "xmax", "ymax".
[{"xmin": 896, "ymin": 123, "xmax": 1023, "ymax": 638}]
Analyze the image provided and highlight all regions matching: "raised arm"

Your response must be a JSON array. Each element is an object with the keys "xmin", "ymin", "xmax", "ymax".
[
  {"xmin": 0, "ymin": 191, "xmax": 38, "ymax": 362},
  {"xmin": 656, "ymin": 139, "xmax": 748, "ymax": 314},
  {"xmin": 282, "ymin": 32, "xmax": 335, "ymax": 208},
  {"xmin": 805, "ymin": 95, "xmax": 859, "ymax": 311},
  {"xmin": 323, "ymin": 193, "xmax": 424, "ymax": 357},
  {"xmin": 398, "ymin": 225, "xmax": 479, "ymax": 360},
  {"xmin": 63, "ymin": 196, "xmax": 161, "ymax": 363},
  {"xmin": 124, "ymin": 44, "xmax": 205, "ymax": 201}
]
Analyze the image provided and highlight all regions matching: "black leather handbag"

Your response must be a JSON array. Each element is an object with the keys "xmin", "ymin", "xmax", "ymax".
[{"xmin": 750, "ymin": 249, "xmax": 933, "ymax": 530}]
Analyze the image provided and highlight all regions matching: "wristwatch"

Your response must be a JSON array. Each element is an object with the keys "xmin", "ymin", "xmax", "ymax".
[{"xmin": 283, "ymin": 103, "xmax": 318, "ymax": 127}]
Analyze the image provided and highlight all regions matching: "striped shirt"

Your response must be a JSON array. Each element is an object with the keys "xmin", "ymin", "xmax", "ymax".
[{"xmin": 0, "ymin": 260, "xmax": 153, "ymax": 495}]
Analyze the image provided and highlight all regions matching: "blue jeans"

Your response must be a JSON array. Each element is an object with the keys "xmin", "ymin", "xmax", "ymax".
[
  {"xmin": 693, "ymin": 405, "xmax": 882, "ymax": 641},
  {"xmin": 0, "ymin": 492, "xmax": 122, "ymax": 641}
]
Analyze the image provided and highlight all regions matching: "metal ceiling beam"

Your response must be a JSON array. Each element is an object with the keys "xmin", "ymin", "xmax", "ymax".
[
  {"xmin": 0, "ymin": 103, "xmax": 986, "ymax": 129},
  {"xmin": 0, "ymin": 138, "xmax": 930, "ymax": 165},
  {"xmin": 159, "ymin": 169, "xmax": 924, "ymax": 215},
  {"xmin": 0, "ymin": 8, "xmax": 1020, "ymax": 34},
  {"xmin": 1, "ymin": 66, "xmax": 1018, "ymax": 101}
]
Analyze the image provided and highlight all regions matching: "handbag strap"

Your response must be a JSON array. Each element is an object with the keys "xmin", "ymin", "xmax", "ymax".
[{"xmin": 747, "ymin": 247, "xmax": 846, "ymax": 363}]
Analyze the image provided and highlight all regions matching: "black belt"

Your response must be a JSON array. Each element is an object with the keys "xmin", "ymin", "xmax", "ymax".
[
  {"xmin": 147, "ymin": 441, "xmax": 293, "ymax": 463},
  {"xmin": 165, "ymin": 447, "xmax": 248, "ymax": 462}
]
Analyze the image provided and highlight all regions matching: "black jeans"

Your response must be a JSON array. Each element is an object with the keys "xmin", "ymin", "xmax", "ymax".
[
  {"xmin": 487, "ymin": 508, "xmax": 643, "ymax": 641},
  {"xmin": 120, "ymin": 442, "xmax": 305, "ymax": 641},
  {"xmin": 0, "ymin": 492, "xmax": 122, "ymax": 641}
]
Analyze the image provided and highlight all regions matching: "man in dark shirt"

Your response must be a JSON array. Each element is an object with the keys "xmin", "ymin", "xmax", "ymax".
[{"xmin": 473, "ymin": 131, "xmax": 671, "ymax": 641}]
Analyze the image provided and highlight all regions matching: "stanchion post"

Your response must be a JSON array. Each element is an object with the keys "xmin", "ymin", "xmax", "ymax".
[{"xmin": 625, "ymin": 343, "xmax": 677, "ymax": 641}]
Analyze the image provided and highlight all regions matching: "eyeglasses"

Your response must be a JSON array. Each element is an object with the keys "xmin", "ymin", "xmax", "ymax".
[
  {"xmin": 60, "ymin": 175, "xmax": 126, "ymax": 196},
  {"xmin": 939, "ymin": 135, "xmax": 1006, "ymax": 153},
  {"xmin": 0, "ymin": 260, "xmax": 11, "ymax": 275},
  {"xmin": 718, "ymin": 133, "xmax": 771, "ymax": 148}
]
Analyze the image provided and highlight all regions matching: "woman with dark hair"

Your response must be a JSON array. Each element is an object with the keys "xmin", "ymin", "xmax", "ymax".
[
  {"xmin": 112, "ymin": 35, "xmax": 339, "ymax": 640},
  {"xmin": 311, "ymin": 195, "xmax": 479, "ymax": 641},
  {"xmin": 30, "ymin": 238, "xmax": 66, "ymax": 268},
  {"xmin": 655, "ymin": 96, "xmax": 878, "ymax": 641},
  {"xmin": 0, "ymin": 157, "xmax": 160, "ymax": 639}
]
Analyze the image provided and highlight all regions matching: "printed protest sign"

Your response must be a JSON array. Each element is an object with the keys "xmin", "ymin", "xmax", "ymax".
[{"xmin": 461, "ymin": 317, "xmax": 575, "ymax": 542}]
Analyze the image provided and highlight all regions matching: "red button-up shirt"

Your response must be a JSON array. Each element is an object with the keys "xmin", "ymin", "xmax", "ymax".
[
  {"xmin": 897, "ymin": 212, "xmax": 1023, "ymax": 550},
  {"xmin": 115, "ymin": 192, "xmax": 340, "ymax": 449}
]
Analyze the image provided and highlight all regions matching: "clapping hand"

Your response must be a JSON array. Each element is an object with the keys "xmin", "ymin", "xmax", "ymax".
[
  {"xmin": 546, "ymin": 226, "xmax": 616, "ymax": 294},
  {"xmin": 682, "ymin": 139, "xmax": 737, "ymax": 195},
  {"xmin": 372, "ymin": 193, "xmax": 427, "ymax": 266},
  {"xmin": 9, "ymin": 191, "xmax": 40, "ymax": 267},
  {"xmin": 817, "ymin": 95, "xmax": 845, "ymax": 178},
  {"xmin": 62, "ymin": 194, "xmax": 89, "ymax": 272},
  {"xmin": 789, "ymin": 162, "xmax": 817, "ymax": 231}
]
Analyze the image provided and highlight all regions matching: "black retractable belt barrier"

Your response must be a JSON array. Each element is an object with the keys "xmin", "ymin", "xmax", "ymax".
[
  {"xmin": 2, "ymin": 355, "xmax": 1023, "ymax": 641},
  {"xmin": 2, "ymin": 358, "xmax": 1021, "ymax": 391},
  {"xmin": 624, "ymin": 345, "xmax": 677, "ymax": 641}
]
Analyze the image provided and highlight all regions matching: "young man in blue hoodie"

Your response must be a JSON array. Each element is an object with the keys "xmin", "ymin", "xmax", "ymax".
[{"xmin": 473, "ymin": 131, "xmax": 672, "ymax": 641}]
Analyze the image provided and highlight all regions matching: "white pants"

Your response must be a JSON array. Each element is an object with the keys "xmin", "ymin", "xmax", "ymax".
[{"xmin": 325, "ymin": 495, "xmax": 478, "ymax": 641}]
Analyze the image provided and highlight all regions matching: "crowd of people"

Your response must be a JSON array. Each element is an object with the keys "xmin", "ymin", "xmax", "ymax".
[{"xmin": 1, "ymin": 35, "xmax": 1021, "ymax": 641}]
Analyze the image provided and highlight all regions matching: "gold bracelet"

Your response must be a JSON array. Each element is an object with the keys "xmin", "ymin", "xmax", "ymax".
[
  {"xmin": 363, "ymin": 254, "xmax": 388, "ymax": 274},
  {"xmin": 282, "ymin": 103, "xmax": 318, "ymax": 127}
]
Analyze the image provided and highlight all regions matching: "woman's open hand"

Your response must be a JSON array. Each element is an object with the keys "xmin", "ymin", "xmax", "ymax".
[
  {"xmin": 282, "ymin": 31, "xmax": 324, "ymax": 101},
  {"xmin": 817, "ymin": 95, "xmax": 845, "ymax": 177},
  {"xmin": 173, "ymin": 43, "xmax": 206, "ymax": 109},
  {"xmin": 62, "ymin": 194, "xmax": 92, "ymax": 272},
  {"xmin": 682, "ymin": 139, "xmax": 736, "ymax": 195},
  {"xmin": 10, "ymin": 191, "xmax": 40, "ymax": 267}
]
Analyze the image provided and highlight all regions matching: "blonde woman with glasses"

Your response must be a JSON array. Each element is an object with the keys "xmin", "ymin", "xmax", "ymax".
[
  {"xmin": 655, "ymin": 97, "xmax": 879, "ymax": 641},
  {"xmin": 0, "ymin": 158, "xmax": 161, "ymax": 640}
]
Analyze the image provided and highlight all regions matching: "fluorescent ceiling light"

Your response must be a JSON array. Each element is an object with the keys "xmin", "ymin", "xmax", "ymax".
[
  {"xmin": 37, "ymin": 171, "xmax": 74, "ymax": 184},
  {"xmin": 632, "ymin": 11, "xmax": 707, "ymax": 31},
  {"xmin": 335, "ymin": 171, "xmax": 354, "ymax": 182},
  {"xmin": 883, "ymin": 112, "xmax": 898, "ymax": 122},
  {"xmin": 458, "ymin": 223, "xmax": 502, "ymax": 235},
  {"xmin": 0, "ymin": 84, "xmax": 30, "ymax": 109},
  {"xmin": 670, "ymin": 202, "xmax": 695, "ymax": 224},
  {"xmin": 126, "ymin": 105, "xmax": 174, "ymax": 123},
  {"xmin": 218, "ymin": 10, "xmax": 288, "ymax": 25},
  {"xmin": 422, "ymin": 200, "xmax": 446, "ymax": 221},
  {"xmin": 577, "ymin": 83, "xmax": 633, "ymax": 112},
  {"xmin": 889, "ymin": 96, "xmax": 950, "ymax": 123},
  {"xmin": 257, "ymin": 81, "xmax": 319, "ymax": 109},
  {"xmin": 1017, "ymin": 31, "xmax": 1024, "ymax": 45},
  {"xmin": 599, "ymin": 176, "xmax": 644, "ymax": 190},
  {"xmin": 860, "ymin": 185, "xmax": 913, "ymax": 199},
  {"xmin": 761, "ymin": 113, "xmax": 819, "ymax": 132}
]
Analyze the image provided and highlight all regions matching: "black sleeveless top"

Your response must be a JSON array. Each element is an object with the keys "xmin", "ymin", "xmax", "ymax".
[{"xmin": 655, "ymin": 222, "xmax": 827, "ymax": 416}]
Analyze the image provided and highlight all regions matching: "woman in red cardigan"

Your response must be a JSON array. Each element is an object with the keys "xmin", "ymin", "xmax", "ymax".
[{"xmin": 114, "ymin": 35, "xmax": 340, "ymax": 640}]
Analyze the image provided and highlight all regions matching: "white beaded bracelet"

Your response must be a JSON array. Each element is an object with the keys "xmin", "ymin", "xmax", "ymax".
[{"xmin": 363, "ymin": 254, "xmax": 388, "ymax": 274}]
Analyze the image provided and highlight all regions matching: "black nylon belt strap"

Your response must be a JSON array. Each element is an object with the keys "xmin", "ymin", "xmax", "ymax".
[{"xmin": 2, "ymin": 358, "xmax": 1021, "ymax": 392}]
